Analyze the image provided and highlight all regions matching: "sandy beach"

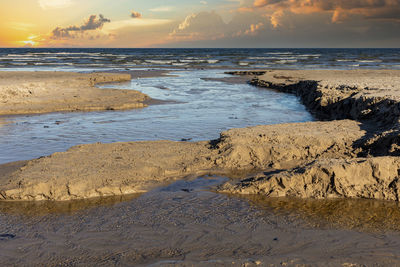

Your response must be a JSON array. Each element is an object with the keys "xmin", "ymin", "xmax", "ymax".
[
  {"xmin": 2, "ymin": 69, "xmax": 400, "ymax": 202},
  {"xmin": 0, "ymin": 71, "xmax": 150, "ymax": 115},
  {"xmin": 1, "ymin": 69, "xmax": 400, "ymax": 266}
]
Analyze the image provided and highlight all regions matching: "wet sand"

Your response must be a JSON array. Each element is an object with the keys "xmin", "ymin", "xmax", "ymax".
[{"xmin": 2, "ymin": 177, "xmax": 400, "ymax": 266}]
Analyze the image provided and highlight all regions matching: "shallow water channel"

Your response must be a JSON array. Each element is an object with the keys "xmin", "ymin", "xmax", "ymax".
[{"xmin": 0, "ymin": 69, "xmax": 313, "ymax": 163}]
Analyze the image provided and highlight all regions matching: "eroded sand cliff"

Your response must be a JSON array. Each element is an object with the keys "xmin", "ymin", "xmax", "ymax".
[
  {"xmin": 220, "ymin": 70, "xmax": 400, "ymax": 199},
  {"xmin": 1, "ymin": 70, "xmax": 400, "ymax": 201}
]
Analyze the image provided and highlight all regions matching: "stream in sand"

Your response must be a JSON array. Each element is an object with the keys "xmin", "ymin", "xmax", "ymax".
[
  {"xmin": 0, "ymin": 69, "xmax": 313, "ymax": 164},
  {"xmin": 2, "ymin": 69, "xmax": 400, "ymax": 265}
]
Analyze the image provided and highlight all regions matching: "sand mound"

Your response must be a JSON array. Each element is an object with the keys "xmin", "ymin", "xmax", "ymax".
[{"xmin": 0, "ymin": 71, "xmax": 149, "ymax": 115}]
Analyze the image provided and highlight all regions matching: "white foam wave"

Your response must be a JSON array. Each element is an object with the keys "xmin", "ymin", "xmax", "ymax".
[
  {"xmin": 266, "ymin": 52, "xmax": 293, "ymax": 55},
  {"xmin": 145, "ymin": 60, "xmax": 174, "ymax": 64},
  {"xmin": 275, "ymin": 59, "xmax": 298, "ymax": 64},
  {"xmin": 172, "ymin": 62, "xmax": 189, "ymax": 66},
  {"xmin": 358, "ymin": 60, "xmax": 383, "ymax": 63}
]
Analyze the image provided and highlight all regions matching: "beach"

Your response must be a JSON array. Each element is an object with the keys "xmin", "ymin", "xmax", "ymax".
[
  {"xmin": 2, "ymin": 69, "xmax": 400, "ymax": 201},
  {"xmin": 2, "ymin": 66, "xmax": 400, "ymax": 265}
]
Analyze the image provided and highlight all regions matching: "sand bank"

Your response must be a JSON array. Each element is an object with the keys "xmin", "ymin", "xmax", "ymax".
[
  {"xmin": 0, "ymin": 71, "xmax": 150, "ymax": 115},
  {"xmin": 2, "ymin": 70, "xmax": 400, "ymax": 201},
  {"xmin": 220, "ymin": 70, "xmax": 400, "ymax": 199},
  {"xmin": 0, "ymin": 120, "xmax": 365, "ymax": 201}
]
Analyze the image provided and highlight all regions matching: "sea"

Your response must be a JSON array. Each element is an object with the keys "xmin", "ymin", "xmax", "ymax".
[
  {"xmin": 0, "ymin": 48, "xmax": 399, "ymax": 163},
  {"xmin": 0, "ymin": 48, "xmax": 399, "ymax": 71}
]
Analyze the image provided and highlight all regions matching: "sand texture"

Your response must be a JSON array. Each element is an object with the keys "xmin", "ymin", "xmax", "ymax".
[
  {"xmin": 0, "ymin": 71, "xmax": 149, "ymax": 115},
  {"xmin": 0, "ymin": 120, "xmax": 365, "ymax": 201},
  {"xmin": 2, "ymin": 70, "xmax": 400, "ymax": 201}
]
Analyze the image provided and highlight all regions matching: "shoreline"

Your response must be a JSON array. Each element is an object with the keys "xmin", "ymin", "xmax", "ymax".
[{"xmin": 1, "ymin": 69, "xmax": 400, "ymax": 201}]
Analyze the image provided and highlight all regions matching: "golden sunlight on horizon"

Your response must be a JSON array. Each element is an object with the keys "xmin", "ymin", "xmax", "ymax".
[{"xmin": 0, "ymin": 0, "xmax": 399, "ymax": 48}]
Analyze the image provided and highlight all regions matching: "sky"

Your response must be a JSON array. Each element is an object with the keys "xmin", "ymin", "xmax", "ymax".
[{"xmin": 0, "ymin": 0, "xmax": 399, "ymax": 48}]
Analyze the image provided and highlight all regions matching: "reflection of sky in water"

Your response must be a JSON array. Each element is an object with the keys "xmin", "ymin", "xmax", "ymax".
[{"xmin": 0, "ymin": 69, "xmax": 314, "ymax": 164}]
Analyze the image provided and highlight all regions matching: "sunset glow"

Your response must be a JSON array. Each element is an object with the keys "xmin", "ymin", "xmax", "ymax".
[{"xmin": 0, "ymin": 0, "xmax": 399, "ymax": 48}]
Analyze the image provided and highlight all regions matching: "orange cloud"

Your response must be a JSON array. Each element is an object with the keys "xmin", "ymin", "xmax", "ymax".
[
  {"xmin": 237, "ymin": 7, "xmax": 254, "ymax": 12},
  {"xmin": 254, "ymin": 0, "xmax": 400, "ymax": 26},
  {"xmin": 130, "ymin": 10, "xmax": 142, "ymax": 18}
]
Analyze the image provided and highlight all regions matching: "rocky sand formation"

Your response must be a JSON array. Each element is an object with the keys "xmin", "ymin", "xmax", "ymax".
[
  {"xmin": 0, "ymin": 72, "xmax": 150, "ymax": 115},
  {"xmin": 220, "ymin": 70, "xmax": 400, "ymax": 199},
  {"xmin": 1, "ymin": 70, "xmax": 400, "ymax": 201}
]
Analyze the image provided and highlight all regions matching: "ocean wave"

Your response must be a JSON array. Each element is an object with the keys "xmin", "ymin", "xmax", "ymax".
[
  {"xmin": 172, "ymin": 62, "xmax": 189, "ymax": 66},
  {"xmin": 34, "ymin": 63, "xmax": 61, "ymax": 65},
  {"xmin": 145, "ymin": 60, "xmax": 175, "ymax": 65},
  {"xmin": 297, "ymin": 54, "xmax": 322, "ymax": 57},
  {"xmin": 179, "ymin": 59, "xmax": 207, "ymax": 63},
  {"xmin": 31, "ymin": 52, "xmax": 103, "ymax": 56},
  {"xmin": 265, "ymin": 52, "xmax": 293, "ymax": 55},
  {"xmin": 274, "ymin": 59, "xmax": 298, "ymax": 64},
  {"xmin": 247, "ymin": 57, "xmax": 269, "ymax": 60},
  {"xmin": 357, "ymin": 60, "xmax": 383, "ymax": 63},
  {"xmin": 6, "ymin": 54, "xmax": 36, "ymax": 57}
]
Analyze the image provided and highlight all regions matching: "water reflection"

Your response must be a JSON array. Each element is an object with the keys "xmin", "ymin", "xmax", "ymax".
[
  {"xmin": 0, "ymin": 193, "xmax": 141, "ymax": 216},
  {"xmin": 238, "ymin": 194, "xmax": 400, "ymax": 232}
]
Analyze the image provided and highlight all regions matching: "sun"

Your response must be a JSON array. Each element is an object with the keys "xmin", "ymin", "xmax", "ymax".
[{"xmin": 18, "ymin": 35, "xmax": 41, "ymax": 47}]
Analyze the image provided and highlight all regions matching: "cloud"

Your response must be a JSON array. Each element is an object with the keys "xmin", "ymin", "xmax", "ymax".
[
  {"xmin": 50, "ymin": 14, "xmax": 110, "ymax": 39},
  {"xmin": 104, "ymin": 19, "xmax": 172, "ymax": 31},
  {"xmin": 245, "ymin": 22, "xmax": 264, "ymax": 35},
  {"xmin": 200, "ymin": 1, "xmax": 208, "ymax": 5},
  {"xmin": 170, "ymin": 11, "xmax": 265, "ymax": 42},
  {"xmin": 253, "ymin": 0, "xmax": 400, "ymax": 27},
  {"xmin": 171, "ymin": 12, "xmax": 227, "ymax": 40},
  {"xmin": 149, "ymin": 6, "xmax": 173, "ymax": 12},
  {"xmin": 131, "ymin": 10, "xmax": 142, "ymax": 18},
  {"xmin": 38, "ymin": 0, "xmax": 72, "ymax": 10}
]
